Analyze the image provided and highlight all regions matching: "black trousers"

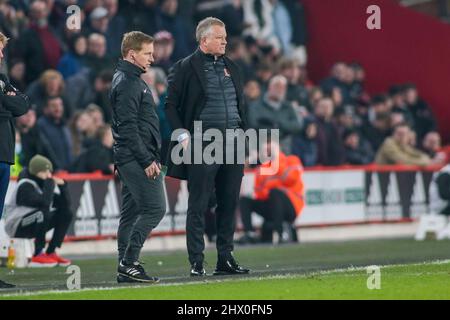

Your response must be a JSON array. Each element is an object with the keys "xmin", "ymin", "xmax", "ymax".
[
  {"xmin": 117, "ymin": 160, "xmax": 166, "ymax": 264},
  {"xmin": 239, "ymin": 189, "xmax": 296, "ymax": 242},
  {"xmin": 15, "ymin": 208, "xmax": 74, "ymax": 255},
  {"xmin": 186, "ymin": 147, "xmax": 244, "ymax": 264}
]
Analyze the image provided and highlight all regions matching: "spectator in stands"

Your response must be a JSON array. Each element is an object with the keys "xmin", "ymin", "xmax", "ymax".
[
  {"xmin": 390, "ymin": 110, "xmax": 407, "ymax": 130},
  {"xmin": 25, "ymin": 69, "xmax": 73, "ymax": 119},
  {"xmin": 243, "ymin": 0, "xmax": 279, "ymax": 52},
  {"xmin": 320, "ymin": 62, "xmax": 351, "ymax": 105},
  {"xmin": 329, "ymin": 86, "xmax": 344, "ymax": 110},
  {"xmin": 66, "ymin": 68, "xmax": 113, "ymax": 120},
  {"xmin": 69, "ymin": 110, "xmax": 98, "ymax": 157},
  {"xmin": 37, "ymin": 96, "xmax": 73, "ymax": 171},
  {"xmin": 16, "ymin": 108, "xmax": 55, "ymax": 168},
  {"xmin": 219, "ymin": 0, "xmax": 246, "ymax": 38},
  {"xmin": 129, "ymin": 0, "xmax": 160, "ymax": 37},
  {"xmin": 307, "ymin": 87, "xmax": 323, "ymax": 112},
  {"xmin": 280, "ymin": 0, "xmax": 308, "ymax": 65},
  {"xmin": 271, "ymin": 0, "xmax": 292, "ymax": 55},
  {"xmin": 291, "ymin": 117, "xmax": 318, "ymax": 167},
  {"xmin": 348, "ymin": 62, "xmax": 365, "ymax": 98},
  {"xmin": 86, "ymin": 6, "xmax": 109, "ymax": 34},
  {"xmin": 159, "ymin": 0, "xmax": 193, "ymax": 62},
  {"xmin": 227, "ymin": 38, "xmax": 255, "ymax": 83},
  {"xmin": 390, "ymin": 84, "xmax": 413, "ymax": 126},
  {"xmin": 420, "ymin": 131, "xmax": 447, "ymax": 164},
  {"xmin": 403, "ymin": 83, "xmax": 436, "ymax": 140},
  {"xmin": 71, "ymin": 124, "xmax": 113, "ymax": 174},
  {"xmin": 244, "ymin": 79, "xmax": 262, "ymax": 106},
  {"xmin": 278, "ymin": 58, "xmax": 308, "ymax": 108},
  {"xmin": 239, "ymin": 141, "xmax": 303, "ymax": 244},
  {"xmin": 247, "ymin": 75, "xmax": 302, "ymax": 154},
  {"xmin": 342, "ymin": 128, "xmax": 374, "ymax": 165},
  {"xmin": 375, "ymin": 123, "xmax": 431, "ymax": 166},
  {"xmin": 362, "ymin": 112, "xmax": 391, "ymax": 152},
  {"xmin": 104, "ymin": 0, "xmax": 127, "ymax": 58},
  {"xmin": 255, "ymin": 62, "xmax": 273, "ymax": 90},
  {"xmin": 141, "ymin": 68, "xmax": 171, "ymax": 164},
  {"xmin": 57, "ymin": 33, "xmax": 87, "ymax": 79},
  {"xmin": 8, "ymin": 59, "xmax": 26, "ymax": 92},
  {"xmin": 314, "ymin": 97, "xmax": 345, "ymax": 166},
  {"xmin": 85, "ymin": 33, "xmax": 113, "ymax": 76},
  {"xmin": 335, "ymin": 106, "xmax": 356, "ymax": 135},
  {"xmin": 18, "ymin": 0, "xmax": 62, "ymax": 84},
  {"xmin": 367, "ymin": 95, "xmax": 389, "ymax": 125},
  {"xmin": 4, "ymin": 155, "xmax": 73, "ymax": 267},
  {"xmin": 152, "ymin": 31, "xmax": 175, "ymax": 75},
  {"xmin": 86, "ymin": 103, "xmax": 105, "ymax": 131}
]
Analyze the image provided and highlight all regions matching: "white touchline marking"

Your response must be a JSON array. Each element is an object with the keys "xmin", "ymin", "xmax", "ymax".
[{"xmin": 1, "ymin": 259, "xmax": 449, "ymax": 298}]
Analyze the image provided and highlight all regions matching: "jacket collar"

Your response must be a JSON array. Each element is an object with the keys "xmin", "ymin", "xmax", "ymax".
[{"xmin": 117, "ymin": 59, "xmax": 145, "ymax": 78}]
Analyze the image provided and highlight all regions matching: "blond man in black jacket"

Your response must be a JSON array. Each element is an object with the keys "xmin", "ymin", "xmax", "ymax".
[{"xmin": 0, "ymin": 32, "xmax": 30, "ymax": 289}]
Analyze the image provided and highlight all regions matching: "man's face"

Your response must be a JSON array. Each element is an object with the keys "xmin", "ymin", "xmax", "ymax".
[
  {"xmin": 30, "ymin": 1, "xmax": 48, "ymax": 21},
  {"xmin": 92, "ymin": 17, "xmax": 109, "ymax": 33},
  {"xmin": 131, "ymin": 42, "xmax": 154, "ymax": 72},
  {"xmin": 45, "ymin": 98, "xmax": 64, "ymax": 120},
  {"xmin": 345, "ymin": 133, "xmax": 359, "ymax": 149},
  {"xmin": 88, "ymin": 37, "xmax": 106, "ymax": 58},
  {"xmin": 162, "ymin": 0, "xmax": 178, "ymax": 16},
  {"xmin": 423, "ymin": 132, "xmax": 441, "ymax": 152},
  {"xmin": 46, "ymin": 78, "xmax": 61, "ymax": 96},
  {"xmin": 268, "ymin": 80, "xmax": 287, "ymax": 102},
  {"xmin": 202, "ymin": 25, "xmax": 227, "ymax": 56},
  {"xmin": 393, "ymin": 126, "xmax": 410, "ymax": 146},
  {"xmin": 405, "ymin": 88, "xmax": 418, "ymax": 105},
  {"xmin": 281, "ymin": 66, "xmax": 300, "ymax": 84}
]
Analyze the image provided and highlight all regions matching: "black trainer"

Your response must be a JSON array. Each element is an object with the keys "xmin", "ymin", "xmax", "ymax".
[
  {"xmin": 117, "ymin": 260, "xmax": 159, "ymax": 283},
  {"xmin": 190, "ymin": 262, "xmax": 206, "ymax": 277},
  {"xmin": 0, "ymin": 279, "xmax": 15, "ymax": 289},
  {"xmin": 213, "ymin": 255, "xmax": 250, "ymax": 276}
]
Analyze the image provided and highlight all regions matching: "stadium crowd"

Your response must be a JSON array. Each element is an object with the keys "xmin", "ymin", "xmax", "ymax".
[{"xmin": 0, "ymin": 0, "xmax": 447, "ymax": 177}]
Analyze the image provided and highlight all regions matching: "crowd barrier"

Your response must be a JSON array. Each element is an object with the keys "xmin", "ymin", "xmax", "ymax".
[{"xmin": 2, "ymin": 165, "xmax": 442, "ymax": 241}]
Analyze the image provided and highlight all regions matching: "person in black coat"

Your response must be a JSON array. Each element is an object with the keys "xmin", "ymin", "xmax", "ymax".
[
  {"xmin": 0, "ymin": 32, "xmax": 30, "ymax": 289},
  {"xmin": 110, "ymin": 31, "xmax": 165, "ymax": 284},
  {"xmin": 70, "ymin": 124, "xmax": 114, "ymax": 174},
  {"xmin": 4, "ymin": 155, "xmax": 73, "ymax": 267},
  {"xmin": 165, "ymin": 17, "xmax": 249, "ymax": 277}
]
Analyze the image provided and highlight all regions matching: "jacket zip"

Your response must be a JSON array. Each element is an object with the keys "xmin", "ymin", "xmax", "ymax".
[{"xmin": 213, "ymin": 60, "xmax": 228, "ymax": 130}]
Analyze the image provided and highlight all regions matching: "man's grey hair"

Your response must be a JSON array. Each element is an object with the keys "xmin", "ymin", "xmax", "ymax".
[{"xmin": 195, "ymin": 17, "xmax": 225, "ymax": 43}]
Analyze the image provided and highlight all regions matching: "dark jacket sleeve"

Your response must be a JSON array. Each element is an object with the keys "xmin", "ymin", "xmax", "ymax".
[
  {"xmin": 16, "ymin": 179, "xmax": 55, "ymax": 212},
  {"xmin": 53, "ymin": 183, "xmax": 71, "ymax": 210},
  {"xmin": 0, "ymin": 74, "xmax": 30, "ymax": 117},
  {"xmin": 436, "ymin": 173, "xmax": 450, "ymax": 200},
  {"xmin": 114, "ymin": 80, "xmax": 155, "ymax": 169},
  {"xmin": 165, "ymin": 60, "xmax": 185, "ymax": 131}
]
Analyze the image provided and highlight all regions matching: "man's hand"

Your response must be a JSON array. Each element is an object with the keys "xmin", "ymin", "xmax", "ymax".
[
  {"xmin": 6, "ymin": 91, "xmax": 16, "ymax": 96},
  {"xmin": 145, "ymin": 161, "xmax": 161, "ymax": 179},
  {"xmin": 52, "ymin": 176, "xmax": 65, "ymax": 186}
]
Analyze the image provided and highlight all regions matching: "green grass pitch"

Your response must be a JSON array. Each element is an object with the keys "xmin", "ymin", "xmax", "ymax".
[{"xmin": 1, "ymin": 238, "xmax": 450, "ymax": 300}]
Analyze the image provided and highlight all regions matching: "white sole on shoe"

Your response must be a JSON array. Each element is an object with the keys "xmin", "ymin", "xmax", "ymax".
[
  {"xmin": 28, "ymin": 262, "xmax": 58, "ymax": 268},
  {"xmin": 57, "ymin": 262, "xmax": 71, "ymax": 267}
]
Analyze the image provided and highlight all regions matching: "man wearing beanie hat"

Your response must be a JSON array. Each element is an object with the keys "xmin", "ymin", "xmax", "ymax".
[
  {"xmin": 3, "ymin": 155, "xmax": 74, "ymax": 267},
  {"xmin": 0, "ymin": 31, "xmax": 30, "ymax": 288}
]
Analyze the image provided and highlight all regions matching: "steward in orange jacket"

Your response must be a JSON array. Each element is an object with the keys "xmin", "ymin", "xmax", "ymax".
[
  {"xmin": 254, "ymin": 152, "xmax": 305, "ymax": 215},
  {"xmin": 239, "ymin": 148, "xmax": 305, "ymax": 244}
]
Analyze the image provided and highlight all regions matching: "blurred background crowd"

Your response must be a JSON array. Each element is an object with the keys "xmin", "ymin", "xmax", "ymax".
[{"xmin": 1, "ymin": 0, "xmax": 448, "ymax": 176}]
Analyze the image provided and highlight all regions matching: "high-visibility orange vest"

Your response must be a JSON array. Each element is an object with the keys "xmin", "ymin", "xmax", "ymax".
[{"xmin": 254, "ymin": 152, "xmax": 305, "ymax": 216}]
